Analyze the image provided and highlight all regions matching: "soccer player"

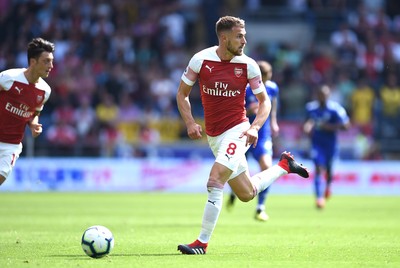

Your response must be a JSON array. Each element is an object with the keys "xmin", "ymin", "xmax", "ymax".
[
  {"xmin": 0, "ymin": 37, "xmax": 55, "ymax": 186},
  {"xmin": 303, "ymin": 84, "xmax": 350, "ymax": 209},
  {"xmin": 176, "ymin": 16, "xmax": 309, "ymax": 255},
  {"xmin": 227, "ymin": 60, "xmax": 280, "ymax": 221}
]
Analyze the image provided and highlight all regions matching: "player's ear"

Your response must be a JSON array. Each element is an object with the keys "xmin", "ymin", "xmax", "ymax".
[
  {"xmin": 28, "ymin": 57, "xmax": 37, "ymax": 66},
  {"xmin": 220, "ymin": 32, "xmax": 228, "ymax": 43}
]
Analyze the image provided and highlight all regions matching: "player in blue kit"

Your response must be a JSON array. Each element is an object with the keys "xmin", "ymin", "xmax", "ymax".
[
  {"xmin": 227, "ymin": 60, "xmax": 280, "ymax": 221},
  {"xmin": 303, "ymin": 84, "xmax": 350, "ymax": 209}
]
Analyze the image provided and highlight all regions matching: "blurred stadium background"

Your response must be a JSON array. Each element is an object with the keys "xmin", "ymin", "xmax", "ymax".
[{"xmin": 1, "ymin": 0, "xmax": 400, "ymax": 194}]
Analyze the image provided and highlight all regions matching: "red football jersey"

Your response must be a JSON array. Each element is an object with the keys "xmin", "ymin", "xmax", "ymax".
[
  {"xmin": 181, "ymin": 46, "xmax": 265, "ymax": 136},
  {"xmin": 0, "ymin": 68, "xmax": 51, "ymax": 144}
]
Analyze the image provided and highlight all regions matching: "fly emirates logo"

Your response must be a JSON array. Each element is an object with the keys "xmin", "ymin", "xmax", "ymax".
[
  {"xmin": 202, "ymin": 82, "xmax": 241, "ymax": 97},
  {"xmin": 5, "ymin": 102, "xmax": 33, "ymax": 118}
]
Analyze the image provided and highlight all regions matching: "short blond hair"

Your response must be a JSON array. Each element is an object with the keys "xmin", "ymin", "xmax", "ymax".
[{"xmin": 215, "ymin": 16, "xmax": 245, "ymax": 37}]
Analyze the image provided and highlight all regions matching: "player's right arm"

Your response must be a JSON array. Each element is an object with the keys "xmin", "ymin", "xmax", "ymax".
[
  {"xmin": 28, "ymin": 112, "xmax": 43, "ymax": 138},
  {"xmin": 303, "ymin": 118, "xmax": 315, "ymax": 136},
  {"xmin": 303, "ymin": 102, "xmax": 316, "ymax": 135},
  {"xmin": 176, "ymin": 80, "xmax": 202, "ymax": 139},
  {"xmin": 0, "ymin": 70, "xmax": 10, "ymax": 91}
]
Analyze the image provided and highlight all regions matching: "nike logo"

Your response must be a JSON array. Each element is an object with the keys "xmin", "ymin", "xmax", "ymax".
[
  {"xmin": 15, "ymin": 86, "xmax": 23, "ymax": 94},
  {"xmin": 205, "ymin": 65, "xmax": 214, "ymax": 73},
  {"xmin": 207, "ymin": 200, "xmax": 216, "ymax": 205}
]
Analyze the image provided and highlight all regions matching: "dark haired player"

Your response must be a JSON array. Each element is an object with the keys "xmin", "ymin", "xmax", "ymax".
[
  {"xmin": 303, "ymin": 84, "xmax": 350, "ymax": 209},
  {"xmin": 0, "ymin": 37, "xmax": 55, "ymax": 186}
]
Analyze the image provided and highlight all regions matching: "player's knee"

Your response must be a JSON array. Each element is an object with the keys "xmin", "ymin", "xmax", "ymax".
[
  {"xmin": 0, "ymin": 175, "xmax": 6, "ymax": 186},
  {"xmin": 236, "ymin": 191, "xmax": 255, "ymax": 202},
  {"xmin": 207, "ymin": 176, "xmax": 225, "ymax": 189}
]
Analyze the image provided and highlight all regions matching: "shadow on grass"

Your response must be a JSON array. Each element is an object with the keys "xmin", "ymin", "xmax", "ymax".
[{"xmin": 48, "ymin": 253, "xmax": 182, "ymax": 258}]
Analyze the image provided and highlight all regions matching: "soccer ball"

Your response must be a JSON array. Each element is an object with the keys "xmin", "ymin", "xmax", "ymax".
[{"xmin": 81, "ymin": 225, "xmax": 114, "ymax": 258}]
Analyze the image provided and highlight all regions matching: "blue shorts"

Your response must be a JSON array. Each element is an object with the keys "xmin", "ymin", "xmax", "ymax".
[
  {"xmin": 311, "ymin": 144, "xmax": 336, "ymax": 167},
  {"xmin": 247, "ymin": 137, "xmax": 272, "ymax": 161}
]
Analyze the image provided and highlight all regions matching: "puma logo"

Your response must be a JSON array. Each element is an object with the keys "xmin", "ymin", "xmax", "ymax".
[
  {"xmin": 205, "ymin": 65, "xmax": 214, "ymax": 73},
  {"xmin": 15, "ymin": 86, "xmax": 23, "ymax": 94},
  {"xmin": 207, "ymin": 200, "xmax": 216, "ymax": 205},
  {"xmin": 225, "ymin": 153, "xmax": 233, "ymax": 161}
]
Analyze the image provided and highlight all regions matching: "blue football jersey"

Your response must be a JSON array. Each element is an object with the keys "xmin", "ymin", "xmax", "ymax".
[
  {"xmin": 245, "ymin": 80, "xmax": 279, "ymax": 159},
  {"xmin": 305, "ymin": 100, "xmax": 349, "ymax": 160},
  {"xmin": 246, "ymin": 80, "xmax": 279, "ymax": 139}
]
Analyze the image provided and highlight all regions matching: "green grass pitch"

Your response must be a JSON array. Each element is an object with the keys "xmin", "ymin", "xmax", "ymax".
[{"xmin": 0, "ymin": 193, "xmax": 399, "ymax": 268}]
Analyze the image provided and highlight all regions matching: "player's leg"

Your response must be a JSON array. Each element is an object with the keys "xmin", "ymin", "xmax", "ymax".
[
  {"xmin": 255, "ymin": 187, "xmax": 269, "ymax": 221},
  {"xmin": 0, "ymin": 143, "xmax": 22, "ymax": 186},
  {"xmin": 178, "ymin": 161, "xmax": 232, "ymax": 254},
  {"xmin": 0, "ymin": 175, "xmax": 6, "ymax": 185},
  {"xmin": 316, "ymin": 158, "xmax": 327, "ymax": 208},
  {"xmin": 249, "ymin": 151, "xmax": 309, "ymax": 195},
  {"xmin": 178, "ymin": 122, "xmax": 248, "ymax": 254},
  {"xmin": 311, "ymin": 145, "xmax": 326, "ymax": 209},
  {"xmin": 0, "ymin": 150, "xmax": 11, "ymax": 186},
  {"xmin": 230, "ymin": 123, "xmax": 308, "ymax": 198},
  {"xmin": 254, "ymin": 153, "xmax": 273, "ymax": 221},
  {"xmin": 228, "ymin": 168, "xmax": 256, "ymax": 202},
  {"xmin": 226, "ymin": 187, "xmax": 236, "ymax": 211},
  {"xmin": 230, "ymin": 151, "xmax": 309, "ymax": 202},
  {"xmin": 314, "ymin": 163, "xmax": 326, "ymax": 209},
  {"xmin": 226, "ymin": 150, "xmax": 253, "ymax": 211},
  {"xmin": 324, "ymin": 144, "xmax": 337, "ymax": 201},
  {"xmin": 324, "ymin": 158, "xmax": 333, "ymax": 199}
]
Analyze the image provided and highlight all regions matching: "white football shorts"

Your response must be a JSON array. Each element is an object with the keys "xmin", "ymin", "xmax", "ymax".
[
  {"xmin": 0, "ymin": 142, "xmax": 22, "ymax": 178},
  {"xmin": 207, "ymin": 121, "xmax": 251, "ymax": 180}
]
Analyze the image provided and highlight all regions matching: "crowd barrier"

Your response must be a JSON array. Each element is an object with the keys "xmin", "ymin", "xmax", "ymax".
[{"xmin": 1, "ymin": 158, "xmax": 399, "ymax": 195}]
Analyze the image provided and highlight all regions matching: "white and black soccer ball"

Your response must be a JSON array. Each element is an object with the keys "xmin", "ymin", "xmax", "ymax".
[{"xmin": 81, "ymin": 225, "xmax": 114, "ymax": 258}]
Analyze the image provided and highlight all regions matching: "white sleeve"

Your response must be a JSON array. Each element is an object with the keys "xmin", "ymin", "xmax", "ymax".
[
  {"xmin": 0, "ymin": 70, "xmax": 13, "ymax": 91},
  {"xmin": 181, "ymin": 53, "xmax": 202, "ymax": 86},
  {"xmin": 247, "ymin": 57, "xmax": 261, "ymax": 80},
  {"xmin": 247, "ymin": 59, "xmax": 265, "ymax": 94}
]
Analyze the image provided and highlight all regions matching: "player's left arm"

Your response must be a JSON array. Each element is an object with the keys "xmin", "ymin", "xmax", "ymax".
[
  {"xmin": 241, "ymin": 62, "xmax": 271, "ymax": 147},
  {"xmin": 28, "ymin": 111, "xmax": 43, "ymax": 138},
  {"xmin": 269, "ymin": 96, "xmax": 279, "ymax": 137},
  {"xmin": 241, "ymin": 89, "xmax": 271, "ymax": 147},
  {"xmin": 252, "ymin": 90, "xmax": 271, "ymax": 132}
]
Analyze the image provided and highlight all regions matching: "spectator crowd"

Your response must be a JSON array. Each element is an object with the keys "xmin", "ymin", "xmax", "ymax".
[{"xmin": 0, "ymin": 0, "xmax": 399, "ymax": 159}]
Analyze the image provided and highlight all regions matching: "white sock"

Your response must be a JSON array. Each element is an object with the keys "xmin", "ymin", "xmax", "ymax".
[
  {"xmin": 256, "ymin": 204, "xmax": 265, "ymax": 211},
  {"xmin": 250, "ymin": 165, "xmax": 287, "ymax": 194},
  {"xmin": 198, "ymin": 187, "xmax": 223, "ymax": 243}
]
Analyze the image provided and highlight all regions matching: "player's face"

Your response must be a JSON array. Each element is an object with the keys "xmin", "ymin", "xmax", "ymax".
[
  {"xmin": 32, "ymin": 52, "xmax": 54, "ymax": 78},
  {"xmin": 317, "ymin": 86, "xmax": 330, "ymax": 104},
  {"xmin": 227, "ymin": 26, "xmax": 246, "ymax": 56}
]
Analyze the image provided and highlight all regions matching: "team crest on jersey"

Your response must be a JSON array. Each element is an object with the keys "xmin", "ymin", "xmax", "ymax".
[
  {"xmin": 234, "ymin": 67, "xmax": 243, "ymax": 77},
  {"xmin": 37, "ymin": 95, "xmax": 43, "ymax": 103}
]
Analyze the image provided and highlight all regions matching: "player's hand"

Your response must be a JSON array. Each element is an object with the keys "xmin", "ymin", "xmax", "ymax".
[
  {"xmin": 30, "ymin": 123, "xmax": 43, "ymax": 138},
  {"xmin": 240, "ymin": 127, "xmax": 259, "ymax": 148},
  {"xmin": 303, "ymin": 121, "xmax": 314, "ymax": 135},
  {"xmin": 187, "ymin": 122, "xmax": 202, "ymax": 140}
]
